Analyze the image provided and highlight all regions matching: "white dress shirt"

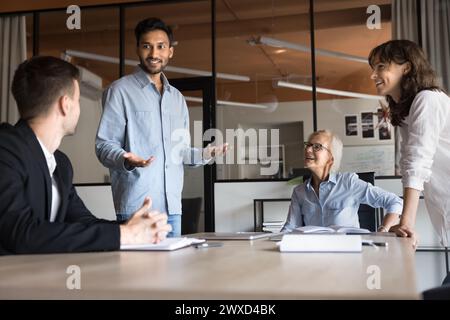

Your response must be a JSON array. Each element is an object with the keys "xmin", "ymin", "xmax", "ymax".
[
  {"xmin": 37, "ymin": 138, "xmax": 61, "ymax": 222},
  {"xmin": 399, "ymin": 90, "xmax": 450, "ymax": 245}
]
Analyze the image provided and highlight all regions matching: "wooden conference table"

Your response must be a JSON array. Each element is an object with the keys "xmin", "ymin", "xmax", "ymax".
[{"xmin": 0, "ymin": 235, "xmax": 418, "ymax": 299}]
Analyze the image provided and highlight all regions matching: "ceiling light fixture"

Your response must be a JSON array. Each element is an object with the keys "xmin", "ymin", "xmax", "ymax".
[
  {"xmin": 277, "ymin": 81, "xmax": 383, "ymax": 100},
  {"xmin": 185, "ymin": 96, "xmax": 268, "ymax": 109},
  {"xmin": 253, "ymin": 36, "xmax": 368, "ymax": 64},
  {"xmin": 64, "ymin": 50, "xmax": 250, "ymax": 82}
]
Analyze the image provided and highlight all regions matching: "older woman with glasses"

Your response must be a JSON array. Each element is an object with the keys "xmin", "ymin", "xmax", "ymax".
[{"xmin": 281, "ymin": 130, "xmax": 403, "ymax": 232}]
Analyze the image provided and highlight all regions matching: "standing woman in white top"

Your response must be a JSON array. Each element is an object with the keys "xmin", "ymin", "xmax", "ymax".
[{"xmin": 369, "ymin": 40, "xmax": 450, "ymax": 247}]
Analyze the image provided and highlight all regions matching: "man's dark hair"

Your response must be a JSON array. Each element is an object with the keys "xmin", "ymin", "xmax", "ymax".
[
  {"xmin": 134, "ymin": 17, "xmax": 174, "ymax": 47},
  {"xmin": 11, "ymin": 56, "xmax": 80, "ymax": 120}
]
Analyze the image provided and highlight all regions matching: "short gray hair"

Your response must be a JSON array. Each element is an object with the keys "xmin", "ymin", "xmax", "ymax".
[{"xmin": 308, "ymin": 130, "xmax": 343, "ymax": 172}]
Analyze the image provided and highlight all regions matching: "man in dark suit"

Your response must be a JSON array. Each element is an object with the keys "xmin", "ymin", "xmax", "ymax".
[{"xmin": 0, "ymin": 56, "xmax": 171, "ymax": 255}]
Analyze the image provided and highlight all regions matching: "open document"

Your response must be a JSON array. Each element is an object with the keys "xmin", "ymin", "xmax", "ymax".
[
  {"xmin": 120, "ymin": 237, "xmax": 205, "ymax": 251},
  {"xmin": 294, "ymin": 225, "xmax": 371, "ymax": 234}
]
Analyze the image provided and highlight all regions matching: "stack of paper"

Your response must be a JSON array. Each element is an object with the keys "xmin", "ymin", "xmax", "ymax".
[
  {"xmin": 278, "ymin": 234, "xmax": 362, "ymax": 252},
  {"xmin": 120, "ymin": 237, "xmax": 205, "ymax": 251}
]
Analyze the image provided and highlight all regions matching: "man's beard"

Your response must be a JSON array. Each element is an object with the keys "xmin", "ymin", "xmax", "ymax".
[{"xmin": 140, "ymin": 58, "xmax": 166, "ymax": 75}]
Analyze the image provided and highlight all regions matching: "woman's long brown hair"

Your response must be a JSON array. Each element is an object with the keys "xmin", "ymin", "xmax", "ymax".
[{"xmin": 368, "ymin": 40, "xmax": 441, "ymax": 126}]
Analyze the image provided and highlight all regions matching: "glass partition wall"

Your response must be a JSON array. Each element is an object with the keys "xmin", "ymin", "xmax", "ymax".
[
  {"xmin": 216, "ymin": 0, "xmax": 313, "ymax": 180},
  {"xmin": 5, "ymin": 0, "xmax": 393, "ymax": 187},
  {"xmin": 38, "ymin": 7, "xmax": 120, "ymax": 183},
  {"xmin": 314, "ymin": 0, "xmax": 394, "ymax": 176}
]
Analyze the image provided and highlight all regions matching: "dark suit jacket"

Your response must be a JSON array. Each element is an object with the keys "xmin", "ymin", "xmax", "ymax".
[{"xmin": 0, "ymin": 120, "xmax": 120, "ymax": 254}]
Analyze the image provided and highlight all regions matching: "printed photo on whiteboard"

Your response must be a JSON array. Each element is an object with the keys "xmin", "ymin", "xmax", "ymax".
[
  {"xmin": 345, "ymin": 115, "xmax": 358, "ymax": 136},
  {"xmin": 377, "ymin": 108, "xmax": 391, "ymax": 140},
  {"xmin": 361, "ymin": 112, "xmax": 374, "ymax": 138}
]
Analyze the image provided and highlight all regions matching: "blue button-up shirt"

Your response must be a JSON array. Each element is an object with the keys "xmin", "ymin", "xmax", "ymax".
[
  {"xmin": 95, "ymin": 66, "xmax": 204, "ymax": 220},
  {"xmin": 282, "ymin": 172, "xmax": 403, "ymax": 231}
]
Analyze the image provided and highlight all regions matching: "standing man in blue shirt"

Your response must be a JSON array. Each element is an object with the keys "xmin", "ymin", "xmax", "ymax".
[
  {"xmin": 96, "ymin": 18, "xmax": 227, "ymax": 236},
  {"xmin": 282, "ymin": 130, "xmax": 403, "ymax": 232}
]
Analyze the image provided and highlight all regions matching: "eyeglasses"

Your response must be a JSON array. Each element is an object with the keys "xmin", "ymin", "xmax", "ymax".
[{"xmin": 304, "ymin": 142, "xmax": 331, "ymax": 153}]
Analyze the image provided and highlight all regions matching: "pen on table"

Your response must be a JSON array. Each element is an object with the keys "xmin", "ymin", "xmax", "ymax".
[
  {"xmin": 362, "ymin": 240, "xmax": 388, "ymax": 247},
  {"xmin": 372, "ymin": 241, "xmax": 388, "ymax": 247},
  {"xmin": 195, "ymin": 242, "xmax": 223, "ymax": 249}
]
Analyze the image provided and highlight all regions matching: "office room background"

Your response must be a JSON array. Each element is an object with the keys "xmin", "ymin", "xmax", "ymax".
[{"xmin": 1, "ymin": 0, "xmax": 449, "ymax": 293}]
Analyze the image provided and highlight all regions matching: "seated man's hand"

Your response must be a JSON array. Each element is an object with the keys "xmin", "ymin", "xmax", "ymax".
[
  {"xmin": 389, "ymin": 224, "xmax": 418, "ymax": 249},
  {"xmin": 120, "ymin": 197, "xmax": 172, "ymax": 245},
  {"xmin": 123, "ymin": 152, "xmax": 155, "ymax": 168},
  {"xmin": 203, "ymin": 143, "xmax": 229, "ymax": 159}
]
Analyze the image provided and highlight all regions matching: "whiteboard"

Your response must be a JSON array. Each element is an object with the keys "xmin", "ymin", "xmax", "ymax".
[{"xmin": 340, "ymin": 145, "xmax": 395, "ymax": 176}]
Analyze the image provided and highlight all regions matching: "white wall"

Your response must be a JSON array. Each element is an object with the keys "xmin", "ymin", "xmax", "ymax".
[
  {"xmin": 75, "ymin": 185, "xmax": 116, "ymax": 221},
  {"xmin": 415, "ymin": 251, "xmax": 448, "ymax": 293},
  {"xmin": 60, "ymin": 95, "xmax": 109, "ymax": 183},
  {"xmin": 214, "ymin": 181, "xmax": 295, "ymax": 232}
]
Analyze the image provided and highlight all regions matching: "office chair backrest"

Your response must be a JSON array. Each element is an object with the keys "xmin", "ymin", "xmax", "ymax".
[
  {"xmin": 356, "ymin": 172, "xmax": 377, "ymax": 231},
  {"xmin": 423, "ymin": 283, "xmax": 450, "ymax": 299}
]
